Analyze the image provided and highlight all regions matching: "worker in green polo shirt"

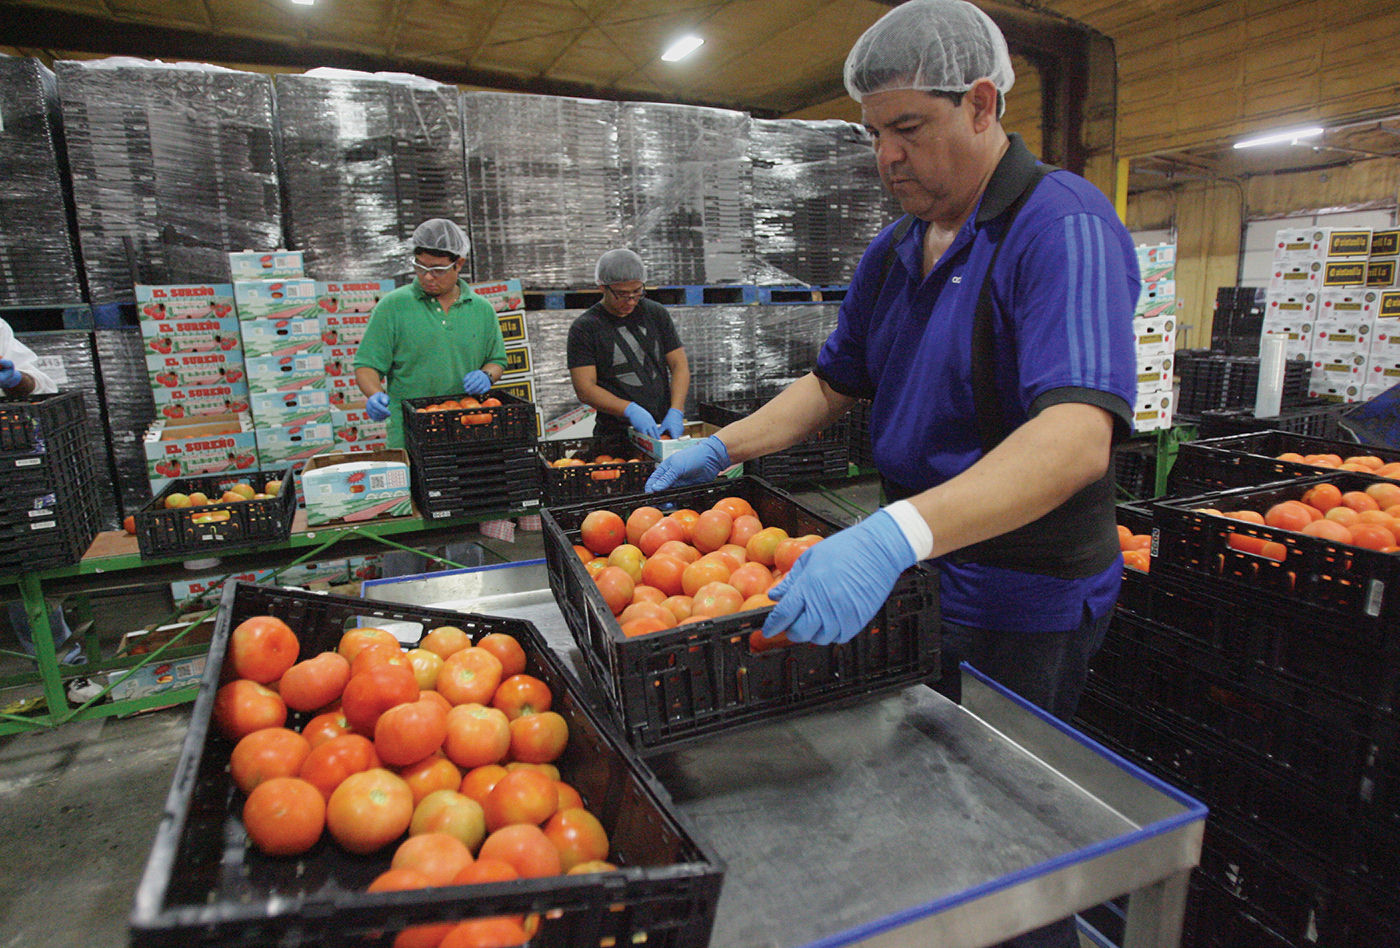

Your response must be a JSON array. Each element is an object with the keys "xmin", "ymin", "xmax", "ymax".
[{"xmin": 354, "ymin": 219, "xmax": 508, "ymax": 449}]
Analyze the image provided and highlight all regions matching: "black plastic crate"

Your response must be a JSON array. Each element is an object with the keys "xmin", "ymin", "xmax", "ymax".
[
  {"xmin": 129, "ymin": 583, "xmax": 724, "ymax": 948},
  {"xmin": 1115, "ymin": 501, "xmax": 1155, "ymax": 614},
  {"xmin": 1152, "ymin": 472, "xmax": 1400, "ymax": 627},
  {"xmin": 410, "ymin": 444, "xmax": 542, "ymax": 519},
  {"xmin": 1113, "ymin": 440, "xmax": 1158, "ymax": 500},
  {"xmin": 1169, "ymin": 430, "xmax": 1400, "ymax": 496},
  {"xmin": 0, "ymin": 391, "xmax": 86, "ymax": 455},
  {"xmin": 1183, "ymin": 403, "xmax": 1350, "ymax": 440},
  {"xmin": 698, "ymin": 399, "xmax": 850, "ymax": 484},
  {"xmin": 0, "ymin": 422, "xmax": 99, "ymax": 572},
  {"xmin": 540, "ymin": 476, "xmax": 940, "ymax": 753},
  {"xmin": 847, "ymin": 399, "xmax": 875, "ymax": 469},
  {"xmin": 402, "ymin": 390, "xmax": 536, "ymax": 449},
  {"xmin": 133, "ymin": 466, "xmax": 297, "ymax": 559},
  {"xmin": 539, "ymin": 437, "xmax": 655, "ymax": 506},
  {"xmin": 1183, "ymin": 876, "xmax": 1306, "ymax": 948}
]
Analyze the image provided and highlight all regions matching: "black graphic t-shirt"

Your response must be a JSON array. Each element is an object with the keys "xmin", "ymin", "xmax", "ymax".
[{"xmin": 566, "ymin": 299, "xmax": 682, "ymax": 442}]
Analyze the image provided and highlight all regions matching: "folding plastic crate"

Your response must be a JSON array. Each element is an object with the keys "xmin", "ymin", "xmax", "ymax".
[
  {"xmin": 0, "ymin": 391, "xmax": 86, "ymax": 455},
  {"xmin": 1152, "ymin": 472, "xmax": 1400, "ymax": 627},
  {"xmin": 538, "ymin": 437, "xmax": 655, "ymax": 506},
  {"xmin": 409, "ymin": 443, "xmax": 542, "ymax": 520},
  {"xmin": 0, "ymin": 421, "xmax": 99, "ymax": 572},
  {"xmin": 540, "ymin": 476, "xmax": 940, "ymax": 753},
  {"xmin": 1115, "ymin": 501, "xmax": 1155, "ymax": 614},
  {"xmin": 401, "ymin": 390, "xmax": 536, "ymax": 450},
  {"xmin": 129, "ymin": 582, "xmax": 724, "ymax": 948},
  {"xmin": 1169, "ymin": 430, "xmax": 1400, "ymax": 496},
  {"xmin": 1184, "ymin": 403, "xmax": 1350, "ymax": 440},
  {"xmin": 1112, "ymin": 440, "xmax": 1158, "ymax": 500},
  {"xmin": 133, "ymin": 466, "xmax": 297, "ymax": 559},
  {"xmin": 698, "ymin": 399, "xmax": 850, "ymax": 485}
]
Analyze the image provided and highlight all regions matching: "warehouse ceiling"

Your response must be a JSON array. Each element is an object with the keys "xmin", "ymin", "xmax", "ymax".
[{"xmin": 2, "ymin": 0, "xmax": 1397, "ymax": 190}]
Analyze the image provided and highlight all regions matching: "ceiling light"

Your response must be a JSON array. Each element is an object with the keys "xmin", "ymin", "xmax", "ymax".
[
  {"xmin": 661, "ymin": 35, "xmax": 704, "ymax": 63},
  {"xmin": 1233, "ymin": 126, "xmax": 1324, "ymax": 149},
  {"xmin": 290, "ymin": 0, "xmax": 315, "ymax": 6}
]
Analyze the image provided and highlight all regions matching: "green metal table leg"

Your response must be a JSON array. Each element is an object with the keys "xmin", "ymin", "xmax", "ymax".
[{"xmin": 20, "ymin": 572, "xmax": 67, "ymax": 720}]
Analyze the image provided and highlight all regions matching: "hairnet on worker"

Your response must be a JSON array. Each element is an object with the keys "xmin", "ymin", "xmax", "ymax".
[
  {"xmin": 843, "ymin": 0, "xmax": 1015, "ymax": 116},
  {"xmin": 412, "ymin": 218, "xmax": 471, "ymax": 259},
  {"xmin": 595, "ymin": 249, "xmax": 646, "ymax": 285}
]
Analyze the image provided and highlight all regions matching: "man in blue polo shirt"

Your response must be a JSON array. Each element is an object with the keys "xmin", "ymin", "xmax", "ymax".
[{"xmin": 649, "ymin": 0, "xmax": 1138, "ymax": 724}]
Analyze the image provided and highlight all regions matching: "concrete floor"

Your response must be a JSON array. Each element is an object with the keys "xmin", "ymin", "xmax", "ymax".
[{"xmin": 0, "ymin": 478, "xmax": 885, "ymax": 948}]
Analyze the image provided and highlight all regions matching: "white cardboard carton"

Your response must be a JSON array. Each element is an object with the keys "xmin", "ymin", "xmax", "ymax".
[{"xmin": 300, "ymin": 449, "xmax": 413, "ymax": 525}]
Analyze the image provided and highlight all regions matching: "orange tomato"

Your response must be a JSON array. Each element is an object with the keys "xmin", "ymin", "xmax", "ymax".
[
  {"xmin": 230, "ymin": 727, "xmax": 311, "ymax": 794},
  {"xmin": 691, "ymin": 509, "xmax": 734, "ymax": 553},
  {"xmin": 625, "ymin": 506, "xmax": 664, "ymax": 546},
  {"xmin": 475, "ymin": 632, "xmax": 527, "ymax": 679},
  {"xmin": 579, "ymin": 509, "xmax": 625, "ymax": 556},
  {"xmin": 1365, "ymin": 482, "xmax": 1400, "ymax": 509},
  {"xmin": 681, "ymin": 556, "xmax": 732, "ymax": 596},
  {"xmin": 1116, "ymin": 525, "xmax": 1133, "ymax": 550},
  {"xmin": 1264, "ymin": 501, "xmax": 1315, "ymax": 532},
  {"xmin": 230, "ymin": 615, "xmax": 300, "ymax": 684},
  {"xmin": 1341, "ymin": 491, "xmax": 1380, "ymax": 513},
  {"xmin": 1301, "ymin": 483, "xmax": 1343, "ymax": 513},
  {"xmin": 477, "ymin": 823, "xmax": 562, "ymax": 878},
  {"xmin": 1349, "ymin": 523, "xmax": 1397, "ymax": 551},
  {"xmin": 668, "ymin": 509, "xmax": 700, "ymax": 540},
  {"xmin": 711, "ymin": 496, "xmax": 756, "ymax": 520},
  {"xmin": 242, "ymin": 776, "xmax": 325, "ymax": 856},
  {"xmin": 326, "ymin": 768, "xmax": 414, "ymax": 854},
  {"xmin": 593, "ymin": 565, "xmax": 635, "ymax": 615},
  {"xmin": 639, "ymin": 554, "xmax": 687, "ymax": 597},
  {"xmin": 392, "ymin": 832, "xmax": 473, "ymax": 886},
  {"xmin": 442, "ymin": 703, "xmax": 511, "ymax": 769},
  {"xmin": 399, "ymin": 753, "xmax": 463, "ymax": 806},
  {"xmin": 1122, "ymin": 550, "xmax": 1150, "ymax": 571},
  {"xmin": 1301, "ymin": 519, "xmax": 1353, "ymax": 544}
]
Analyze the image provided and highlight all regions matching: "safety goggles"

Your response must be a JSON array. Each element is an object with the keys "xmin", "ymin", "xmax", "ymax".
[{"xmin": 411, "ymin": 260, "xmax": 459, "ymax": 276}]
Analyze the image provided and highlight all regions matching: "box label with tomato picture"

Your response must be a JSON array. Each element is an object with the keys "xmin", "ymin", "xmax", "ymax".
[
  {"xmin": 319, "ymin": 310, "xmax": 373, "ymax": 346},
  {"xmin": 256, "ymin": 422, "xmax": 336, "ymax": 466},
  {"xmin": 241, "ymin": 317, "xmax": 324, "ymax": 359},
  {"xmin": 144, "ymin": 419, "xmax": 259, "ymax": 494},
  {"xmin": 331, "ymin": 408, "xmax": 388, "ymax": 451},
  {"xmin": 152, "ymin": 382, "xmax": 251, "ymax": 420},
  {"xmin": 245, "ymin": 353, "xmax": 327, "ymax": 394},
  {"xmin": 326, "ymin": 373, "xmax": 367, "ymax": 410},
  {"xmin": 146, "ymin": 350, "xmax": 247, "ymax": 391},
  {"xmin": 300, "ymin": 450, "xmax": 412, "ymax": 525},
  {"xmin": 141, "ymin": 316, "xmax": 242, "ymax": 356},
  {"xmin": 135, "ymin": 283, "xmax": 236, "ymax": 321},
  {"xmin": 233, "ymin": 279, "xmax": 319, "ymax": 321},
  {"xmin": 314, "ymin": 280, "xmax": 394, "ymax": 318},
  {"xmin": 249, "ymin": 388, "xmax": 333, "ymax": 426},
  {"xmin": 323, "ymin": 343, "xmax": 360, "ymax": 381},
  {"xmin": 468, "ymin": 278, "xmax": 524, "ymax": 314},
  {"xmin": 228, "ymin": 250, "xmax": 305, "ymax": 281}
]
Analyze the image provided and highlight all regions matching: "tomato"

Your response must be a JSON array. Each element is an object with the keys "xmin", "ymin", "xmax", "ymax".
[
  {"xmin": 439, "ymin": 917, "xmax": 531, "ymax": 948},
  {"xmin": 368, "ymin": 867, "xmax": 432, "ymax": 892},
  {"xmin": 375, "ymin": 698, "xmax": 448, "ymax": 767},
  {"xmin": 475, "ymin": 633, "xmax": 527, "ymax": 678},
  {"xmin": 605, "ymin": 543, "xmax": 645, "ymax": 583},
  {"xmin": 639, "ymin": 554, "xmax": 686, "ymax": 597},
  {"xmin": 405, "ymin": 648, "xmax": 444, "ymax": 690},
  {"xmin": 338, "ymin": 626, "xmax": 399, "ymax": 661},
  {"xmin": 460, "ymin": 763, "xmax": 509, "ymax": 805},
  {"xmin": 711, "ymin": 496, "xmax": 756, "ymax": 520},
  {"xmin": 341, "ymin": 662, "xmax": 420, "ymax": 733},
  {"xmin": 419, "ymin": 625, "xmax": 470, "ymax": 660},
  {"xmin": 617, "ymin": 601, "xmax": 675, "ymax": 629},
  {"xmin": 579, "ymin": 509, "xmax": 625, "ymax": 556},
  {"xmin": 367, "ymin": 867, "xmax": 451, "ymax": 948},
  {"xmin": 1264, "ymin": 501, "xmax": 1315, "ymax": 532},
  {"xmin": 659, "ymin": 595, "xmax": 694, "ymax": 623},
  {"xmin": 745, "ymin": 526, "xmax": 789, "ymax": 566},
  {"xmin": 691, "ymin": 509, "xmax": 733, "ymax": 553},
  {"xmin": 443, "ymin": 703, "xmax": 512, "ymax": 769},
  {"xmin": 452, "ymin": 857, "xmax": 519, "ymax": 886},
  {"xmin": 728, "ymin": 562, "xmax": 773, "ymax": 599},
  {"xmin": 491, "ymin": 674, "xmax": 552, "ymax": 720},
  {"xmin": 543, "ymin": 807, "xmax": 610, "ymax": 872},
  {"xmin": 567, "ymin": 860, "xmax": 618, "ymax": 875},
  {"xmin": 350, "ymin": 641, "xmax": 409, "ymax": 678},
  {"xmin": 508, "ymin": 711, "xmax": 569, "ymax": 764},
  {"xmin": 392, "ymin": 832, "xmax": 473, "ymax": 886},
  {"xmin": 277, "ymin": 651, "xmax": 350, "ymax": 712},
  {"xmin": 399, "ymin": 753, "xmax": 462, "ymax": 806},
  {"xmin": 729, "ymin": 514, "xmax": 763, "ymax": 548},
  {"xmin": 625, "ymin": 506, "xmax": 664, "ymax": 546},
  {"xmin": 230, "ymin": 727, "xmax": 311, "ymax": 794},
  {"xmin": 638, "ymin": 517, "xmax": 688, "ymax": 556},
  {"xmin": 228, "ymin": 615, "xmax": 300, "ymax": 684},
  {"xmin": 299, "ymin": 733, "xmax": 380, "ymax": 799},
  {"xmin": 592, "ymin": 565, "xmax": 635, "ymax": 615},
  {"xmin": 774, "ymin": 534, "xmax": 822, "ymax": 574},
  {"xmin": 482, "ymin": 768, "xmax": 559, "ymax": 831},
  {"xmin": 691, "ymin": 581, "xmax": 743, "ymax": 618},
  {"xmin": 242, "ymin": 776, "xmax": 325, "ymax": 856},
  {"xmin": 214, "ymin": 679, "xmax": 287, "ymax": 741},
  {"xmin": 326, "ymin": 768, "xmax": 414, "ymax": 854},
  {"xmin": 681, "ymin": 556, "xmax": 731, "ymax": 597},
  {"xmin": 436, "ymin": 647, "xmax": 504, "ymax": 706},
  {"xmin": 301, "ymin": 709, "xmax": 353, "ymax": 748},
  {"xmin": 409, "ymin": 789, "xmax": 486, "ymax": 852},
  {"xmin": 477, "ymin": 823, "xmax": 562, "ymax": 878},
  {"xmin": 749, "ymin": 628, "xmax": 794, "ymax": 653}
]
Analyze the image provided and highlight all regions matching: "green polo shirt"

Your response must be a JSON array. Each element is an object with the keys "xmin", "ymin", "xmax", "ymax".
[{"xmin": 354, "ymin": 279, "xmax": 508, "ymax": 448}]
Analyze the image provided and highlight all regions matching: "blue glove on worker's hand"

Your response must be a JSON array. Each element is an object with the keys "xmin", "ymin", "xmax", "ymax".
[
  {"xmin": 623, "ymin": 401, "xmax": 662, "ymax": 439},
  {"xmin": 645, "ymin": 435, "xmax": 730, "ymax": 492},
  {"xmin": 0, "ymin": 359, "xmax": 23, "ymax": 390},
  {"xmin": 661, "ymin": 408, "xmax": 685, "ymax": 439},
  {"xmin": 462, "ymin": 370, "xmax": 492, "ymax": 396},
  {"xmin": 762, "ymin": 508, "xmax": 917, "ymax": 646},
  {"xmin": 365, "ymin": 391, "xmax": 391, "ymax": 421}
]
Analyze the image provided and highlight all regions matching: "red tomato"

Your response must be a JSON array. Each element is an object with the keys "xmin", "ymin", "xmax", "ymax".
[
  {"xmin": 475, "ymin": 633, "xmax": 527, "ymax": 678},
  {"xmin": 436, "ymin": 647, "xmax": 504, "ymax": 706},
  {"xmin": 459, "ymin": 764, "xmax": 509, "ymax": 805},
  {"xmin": 277, "ymin": 651, "xmax": 350, "ymax": 712},
  {"xmin": 452, "ymin": 858, "xmax": 519, "ymax": 886},
  {"xmin": 301, "ymin": 709, "xmax": 352, "ymax": 748},
  {"xmin": 508, "ymin": 711, "xmax": 569, "ymax": 764},
  {"xmin": 341, "ymin": 662, "xmax": 420, "ymax": 733},
  {"xmin": 299, "ymin": 733, "xmax": 380, "ymax": 799},
  {"xmin": 579, "ymin": 509, "xmax": 626, "ymax": 556},
  {"xmin": 392, "ymin": 832, "xmax": 473, "ymax": 886},
  {"xmin": 229, "ymin": 615, "xmax": 300, "ymax": 684},
  {"xmin": 230, "ymin": 727, "xmax": 311, "ymax": 794},
  {"xmin": 443, "ymin": 703, "xmax": 512, "ymax": 769},
  {"xmin": 439, "ymin": 917, "xmax": 531, "ymax": 948},
  {"xmin": 242, "ymin": 777, "xmax": 325, "ymax": 856},
  {"xmin": 542, "ymin": 807, "xmax": 610, "ymax": 872},
  {"xmin": 375, "ymin": 698, "xmax": 448, "ymax": 767},
  {"xmin": 326, "ymin": 768, "xmax": 414, "ymax": 854},
  {"xmin": 338, "ymin": 626, "xmax": 399, "ymax": 662},
  {"xmin": 491, "ymin": 674, "xmax": 553, "ymax": 720},
  {"xmin": 398, "ymin": 753, "xmax": 462, "ymax": 806},
  {"xmin": 213, "ymin": 679, "xmax": 287, "ymax": 741},
  {"xmin": 477, "ymin": 823, "xmax": 562, "ymax": 878},
  {"xmin": 482, "ymin": 768, "xmax": 559, "ymax": 831}
]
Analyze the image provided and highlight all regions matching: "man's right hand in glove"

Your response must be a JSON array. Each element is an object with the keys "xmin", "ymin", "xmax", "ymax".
[
  {"xmin": 365, "ymin": 391, "xmax": 390, "ymax": 421},
  {"xmin": 623, "ymin": 402, "xmax": 662, "ymax": 439},
  {"xmin": 645, "ymin": 435, "xmax": 730, "ymax": 492}
]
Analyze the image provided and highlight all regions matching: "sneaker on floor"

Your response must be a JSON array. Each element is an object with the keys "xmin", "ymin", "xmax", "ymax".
[{"xmin": 65, "ymin": 675, "xmax": 106, "ymax": 705}]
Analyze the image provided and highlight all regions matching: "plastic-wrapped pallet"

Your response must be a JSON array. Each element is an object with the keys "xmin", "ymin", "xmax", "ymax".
[
  {"xmin": 275, "ymin": 69, "xmax": 468, "ymax": 281},
  {"xmin": 749, "ymin": 119, "xmax": 898, "ymax": 287},
  {"xmin": 462, "ymin": 93, "xmax": 625, "ymax": 289},
  {"xmin": 670, "ymin": 305, "xmax": 761, "ymax": 412},
  {"xmin": 752, "ymin": 303, "xmax": 841, "ymax": 397},
  {"xmin": 95, "ymin": 327, "xmax": 158, "ymax": 517},
  {"xmin": 617, "ymin": 103, "xmax": 754, "ymax": 286},
  {"xmin": 0, "ymin": 57, "xmax": 83, "ymax": 306},
  {"xmin": 55, "ymin": 58, "xmax": 282, "ymax": 303},
  {"xmin": 522, "ymin": 309, "xmax": 583, "ymax": 425}
]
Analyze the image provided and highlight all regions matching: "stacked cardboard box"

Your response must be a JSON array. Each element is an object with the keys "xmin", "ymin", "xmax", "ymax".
[{"xmin": 1132, "ymin": 244, "xmax": 1177, "ymax": 432}]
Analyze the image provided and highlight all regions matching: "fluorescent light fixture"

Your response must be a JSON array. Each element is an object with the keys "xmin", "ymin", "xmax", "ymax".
[
  {"xmin": 290, "ymin": 0, "xmax": 315, "ymax": 6},
  {"xmin": 661, "ymin": 35, "xmax": 704, "ymax": 62},
  {"xmin": 1233, "ymin": 126, "xmax": 1324, "ymax": 149}
]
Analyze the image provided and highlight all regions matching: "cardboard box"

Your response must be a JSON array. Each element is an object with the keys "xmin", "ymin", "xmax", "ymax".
[
  {"xmin": 630, "ymin": 421, "xmax": 722, "ymax": 461},
  {"xmin": 1132, "ymin": 389, "xmax": 1174, "ymax": 433},
  {"xmin": 146, "ymin": 350, "xmax": 245, "ymax": 391},
  {"xmin": 1370, "ymin": 229, "xmax": 1400, "ymax": 259},
  {"xmin": 1133, "ymin": 314, "xmax": 1177, "ymax": 358},
  {"xmin": 1309, "ymin": 352, "xmax": 1367, "ymax": 402},
  {"xmin": 144, "ymin": 414, "xmax": 258, "ymax": 491},
  {"xmin": 245, "ymin": 352, "xmax": 327, "ymax": 394},
  {"xmin": 240, "ymin": 318, "xmax": 324, "ymax": 359},
  {"xmin": 495, "ymin": 377, "xmax": 534, "ymax": 403},
  {"xmin": 233, "ymin": 279, "xmax": 319, "ymax": 320},
  {"xmin": 1362, "ymin": 357, "xmax": 1400, "ymax": 399},
  {"xmin": 543, "ymin": 404, "xmax": 596, "ymax": 440},
  {"xmin": 324, "ymin": 344, "xmax": 359, "ymax": 381},
  {"xmin": 249, "ymin": 389, "xmax": 333, "ymax": 426},
  {"xmin": 1135, "ymin": 352, "xmax": 1173, "ymax": 393},
  {"xmin": 135, "ymin": 283, "xmax": 235, "ymax": 321},
  {"xmin": 1264, "ymin": 288, "xmax": 1319, "ymax": 320},
  {"xmin": 468, "ymin": 278, "xmax": 524, "ymax": 314},
  {"xmin": 300, "ymin": 448, "xmax": 413, "ymax": 525},
  {"xmin": 169, "ymin": 557, "xmax": 374, "ymax": 610},
  {"xmin": 256, "ymin": 421, "xmax": 336, "ymax": 466},
  {"xmin": 1366, "ymin": 258, "xmax": 1397, "ymax": 288},
  {"xmin": 1136, "ymin": 243, "xmax": 1175, "ymax": 267},
  {"xmin": 501, "ymin": 344, "xmax": 532, "ymax": 378},
  {"xmin": 314, "ymin": 280, "xmax": 394, "ymax": 317},
  {"xmin": 140, "ymin": 316, "xmax": 242, "ymax": 357},
  {"xmin": 152, "ymin": 382, "xmax": 250, "ymax": 421},
  {"xmin": 326, "ymin": 374, "xmax": 367, "ymax": 410},
  {"xmin": 1271, "ymin": 228, "xmax": 1320, "ymax": 263},
  {"xmin": 1317, "ymin": 287, "xmax": 1380, "ymax": 322},
  {"xmin": 497, "ymin": 311, "xmax": 528, "ymax": 345},
  {"xmin": 1134, "ymin": 279, "xmax": 1176, "ymax": 317},
  {"xmin": 319, "ymin": 310, "xmax": 373, "ymax": 347},
  {"xmin": 1322, "ymin": 259, "xmax": 1368, "ymax": 287},
  {"xmin": 1261, "ymin": 324, "xmax": 1314, "ymax": 363},
  {"xmin": 1311, "ymin": 319, "xmax": 1372, "ymax": 353},
  {"xmin": 1269, "ymin": 260, "xmax": 1324, "ymax": 294},
  {"xmin": 227, "ymin": 250, "xmax": 305, "ymax": 281},
  {"xmin": 1312, "ymin": 227, "xmax": 1372, "ymax": 258},
  {"xmin": 331, "ymin": 408, "xmax": 388, "ymax": 451}
]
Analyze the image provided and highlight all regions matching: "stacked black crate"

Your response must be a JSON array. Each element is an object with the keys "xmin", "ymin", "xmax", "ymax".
[
  {"xmin": 401, "ymin": 392, "xmax": 541, "ymax": 520},
  {"xmin": 1211, "ymin": 286, "xmax": 1267, "ymax": 356},
  {"xmin": 0, "ymin": 392, "xmax": 99, "ymax": 570},
  {"xmin": 55, "ymin": 60, "xmax": 281, "ymax": 303},
  {"xmin": 1178, "ymin": 353, "xmax": 1311, "ymax": 415},
  {"xmin": 95, "ymin": 327, "xmax": 158, "ymax": 518},
  {"xmin": 0, "ymin": 57, "xmax": 83, "ymax": 307},
  {"xmin": 275, "ymin": 71, "xmax": 468, "ymax": 281},
  {"xmin": 749, "ymin": 119, "xmax": 899, "ymax": 287}
]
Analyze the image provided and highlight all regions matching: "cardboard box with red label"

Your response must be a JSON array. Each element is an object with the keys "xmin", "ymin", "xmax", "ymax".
[
  {"xmin": 331, "ymin": 408, "xmax": 388, "ymax": 452},
  {"xmin": 249, "ymin": 389, "xmax": 333, "ymax": 426},
  {"xmin": 233, "ymin": 279, "xmax": 320, "ymax": 321},
  {"xmin": 152, "ymin": 382, "xmax": 251, "ymax": 421},
  {"xmin": 323, "ymin": 344, "xmax": 359, "ymax": 381},
  {"xmin": 468, "ymin": 278, "xmax": 524, "ymax": 314},
  {"xmin": 300, "ymin": 448, "xmax": 413, "ymax": 525},
  {"xmin": 135, "ymin": 283, "xmax": 236, "ymax": 321},
  {"xmin": 319, "ymin": 310, "xmax": 373, "ymax": 347},
  {"xmin": 227, "ymin": 250, "xmax": 305, "ymax": 281},
  {"xmin": 326, "ymin": 374, "xmax": 367, "ymax": 410},
  {"xmin": 245, "ymin": 352, "xmax": 327, "ymax": 395},
  {"xmin": 241, "ymin": 317, "xmax": 324, "ymax": 359},
  {"xmin": 146, "ymin": 350, "xmax": 246, "ymax": 391},
  {"xmin": 314, "ymin": 280, "xmax": 394, "ymax": 318},
  {"xmin": 140, "ymin": 316, "xmax": 242, "ymax": 356},
  {"xmin": 144, "ymin": 414, "xmax": 258, "ymax": 494}
]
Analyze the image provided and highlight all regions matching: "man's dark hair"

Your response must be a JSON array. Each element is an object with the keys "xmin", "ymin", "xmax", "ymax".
[
  {"xmin": 413, "ymin": 247, "xmax": 462, "ymax": 264},
  {"xmin": 927, "ymin": 88, "xmax": 1003, "ymax": 114}
]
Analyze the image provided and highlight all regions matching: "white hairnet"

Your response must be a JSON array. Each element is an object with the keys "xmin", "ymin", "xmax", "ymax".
[
  {"xmin": 844, "ymin": 0, "xmax": 1014, "ymax": 115},
  {"xmin": 595, "ymin": 249, "xmax": 646, "ymax": 285},
  {"xmin": 412, "ymin": 218, "xmax": 470, "ymax": 259}
]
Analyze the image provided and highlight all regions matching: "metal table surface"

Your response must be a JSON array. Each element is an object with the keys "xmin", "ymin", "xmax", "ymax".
[{"xmin": 364, "ymin": 561, "xmax": 1206, "ymax": 948}]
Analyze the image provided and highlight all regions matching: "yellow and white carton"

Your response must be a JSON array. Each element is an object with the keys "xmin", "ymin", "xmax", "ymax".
[
  {"xmin": 1271, "ymin": 228, "xmax": 1321, "ymax": 263},
  {"xmin": 1132, "ymin": 389, "xmax": 1173, "ymax": 433},
  {"xmin": 1312, "ymin": 227, "xmax": 1372, "ymax": 259},
  {"xmin": 1362, "ymin": 357, "xmax": 1400, "ymax": 399},
  {"xmin": 1136, "ymin": 352, "xmax": 1173, "ymax": 393},
  {"xmin": 1268, "ymin": 260, "xmax": 1324, "ymax": 294},
  {"xmin": 1132, "ymin": 314, "xmax": 1176, "ymax": 358},
  {"xmin": 300, "ymin": 449, "xmax": 413, "ymax": 526}
]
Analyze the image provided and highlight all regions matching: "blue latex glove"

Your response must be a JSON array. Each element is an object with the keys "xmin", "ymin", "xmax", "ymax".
[
  {"xmin": 623, "ymin": 401, "xmax": 662, "ymax": 439},
  {"xmin": 661, "ymin": 408, "xmax": 685, "ymax": 439},
  {"xmin": 462, "ymin": 369, "xmax": 492, "ymax": 396},
  {"xmin": 0, "ymin": 359, "xmax": 23, "ymax": 390},
  {"xmin": 365, "ymin": 391, "xmax": 391, "ymax": 421},
  {"xmin": 645, "ymin": 435, "xmax": 730, "ymax": 492},
  {"xmin": 762, "ymin": 509, "xmax": 917, "ymax": 646}
]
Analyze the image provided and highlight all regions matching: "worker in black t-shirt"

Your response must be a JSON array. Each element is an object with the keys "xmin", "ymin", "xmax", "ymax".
[{"xmin": 566, "ymin": 249, "xmax": 691, "ymax": 455}]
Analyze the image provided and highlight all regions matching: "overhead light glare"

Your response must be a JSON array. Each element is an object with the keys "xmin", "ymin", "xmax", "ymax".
[
  {"xmin": 1233, "ymin": 126, "xmax": 1324, "ymax": 149},
  {"xmin": 290, "ymin": 0, "xmax": 315, "ymax": 6},
  {"xmin": 661, "ymin": 35, "xmax": 704, "ymax": 63}
]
